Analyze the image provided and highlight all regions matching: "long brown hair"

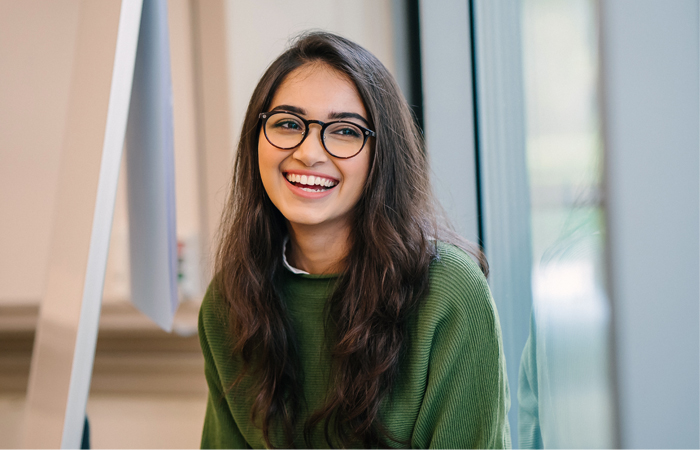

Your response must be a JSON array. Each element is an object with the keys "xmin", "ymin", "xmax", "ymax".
[{"xmin": 214, "ymin": 31, "xmax": 487, "ymax": 448}]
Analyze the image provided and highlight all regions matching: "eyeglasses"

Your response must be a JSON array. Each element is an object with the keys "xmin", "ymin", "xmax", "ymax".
[{"xmin": 258, "ymin": 110, "xmax": 376, "ymax": 159}]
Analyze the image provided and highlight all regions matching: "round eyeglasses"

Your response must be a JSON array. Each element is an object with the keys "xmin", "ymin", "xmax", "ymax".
[{"xmin": 258, "ymin": 111, "xmax": 376, "ymax": 159}]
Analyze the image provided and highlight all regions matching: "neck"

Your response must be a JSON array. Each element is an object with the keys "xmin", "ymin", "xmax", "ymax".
[{"xmin": 286, "ymin": 222, "xmax": 350, "ymax": 275}]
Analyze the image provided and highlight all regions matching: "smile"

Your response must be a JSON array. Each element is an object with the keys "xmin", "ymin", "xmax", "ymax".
[{"xmin": 284, "ymin": 173, "xmax": 339, "ymax": 192}]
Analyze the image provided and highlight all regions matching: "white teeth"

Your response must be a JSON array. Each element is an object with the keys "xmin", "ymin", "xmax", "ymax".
[{"xmin": 285, "ymin": 173, "xmax": 338, "ymax": 188}]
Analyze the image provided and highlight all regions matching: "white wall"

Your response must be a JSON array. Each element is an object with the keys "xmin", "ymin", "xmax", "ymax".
[{"xmin": 600, "ymin": 1, "xmax": 700, "ymax": 447}]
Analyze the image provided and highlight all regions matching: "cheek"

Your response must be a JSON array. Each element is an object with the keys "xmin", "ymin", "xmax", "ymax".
[
  {"xmin": 357, "ymin": 149, "xmax": 371, "ymax": 185},
  {"xmin": 258, "ymin": 141, "xmax": 280, "ymax": 180},
  {"xmin": 342, "ymin": 155, "xmax": 371, "ymax": 199},
  {"xmin": 258, "ymin": 147, "xmax": 279, "ymax": 203}
]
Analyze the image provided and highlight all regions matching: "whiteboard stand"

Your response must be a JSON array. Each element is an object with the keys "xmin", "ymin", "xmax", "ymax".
[{"xmin": 22, "ymin": 0, "xmax": 177, "ymax": 447}]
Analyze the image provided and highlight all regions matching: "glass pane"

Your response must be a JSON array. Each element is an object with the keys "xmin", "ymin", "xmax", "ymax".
[{"xmin": 520, "ymin": 0, "xmax": 615, "ymax": 447}]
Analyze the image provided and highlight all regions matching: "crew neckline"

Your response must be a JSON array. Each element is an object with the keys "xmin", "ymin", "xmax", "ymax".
[{"xmin": 282, "ymin": 236, "xmax": 340, "ymax": 279}]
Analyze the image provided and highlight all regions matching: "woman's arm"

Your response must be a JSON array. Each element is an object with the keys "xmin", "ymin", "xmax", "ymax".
[
  {"xmin": 199, "ymin": 286, "xmax": 251, "ymax": 449},
  {"xmin": 411, "ymin": 247, "xmax": 511, "ymax": 449}
]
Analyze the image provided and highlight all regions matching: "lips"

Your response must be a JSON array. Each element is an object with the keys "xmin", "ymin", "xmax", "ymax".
[{"xmin": 284, "ymin": 172, "xmax": 339, "ymax": 192}]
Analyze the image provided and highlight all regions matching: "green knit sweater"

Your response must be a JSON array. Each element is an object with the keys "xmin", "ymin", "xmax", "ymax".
[{"xmin": 198, "ymin": 243, "xmax": 511, "ymax": 448}]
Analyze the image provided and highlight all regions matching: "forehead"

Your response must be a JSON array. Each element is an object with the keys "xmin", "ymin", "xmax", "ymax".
[{"xmin": 269, "ymin": 63, "xmax": 367, "ymax": 117}]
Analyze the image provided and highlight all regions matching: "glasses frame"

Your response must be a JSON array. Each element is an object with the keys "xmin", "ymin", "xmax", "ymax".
[{"xmin": 258, "ymin": 110, "xmax": 376, "ymax": 159}]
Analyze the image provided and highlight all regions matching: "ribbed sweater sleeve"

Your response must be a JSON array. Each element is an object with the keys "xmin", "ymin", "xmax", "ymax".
[
  {"xmin": 409, "ymin": 246, "xmax": 511, "ymax": 448},
  {"xmin": 199, "ymin": 285, "xmax": 251, "ymax": 449}
]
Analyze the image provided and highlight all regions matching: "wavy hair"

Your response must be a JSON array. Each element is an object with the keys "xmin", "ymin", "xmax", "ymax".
[{"xmin": 214, "ymin": 31, "xmax": 487, "ymax": 448}]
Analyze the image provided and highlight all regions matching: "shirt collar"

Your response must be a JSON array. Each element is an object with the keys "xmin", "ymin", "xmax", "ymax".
[{"xmin": 282, "ymin": 236, "xmax": 309, "ymax": 275}]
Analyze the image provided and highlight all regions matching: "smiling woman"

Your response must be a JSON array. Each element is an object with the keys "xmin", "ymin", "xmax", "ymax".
[{"xmin": 199, "ymin": 31, "xmax": 511, "ymax": 448}]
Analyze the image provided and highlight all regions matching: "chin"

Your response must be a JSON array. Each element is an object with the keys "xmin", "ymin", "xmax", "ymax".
[
  {"xmin": 281, "ymin": 209, "xmax": 348, "ymax": 230},
  {"xmin": 284, "ymin": 214, "xmax": 329, "ymax": 227}
]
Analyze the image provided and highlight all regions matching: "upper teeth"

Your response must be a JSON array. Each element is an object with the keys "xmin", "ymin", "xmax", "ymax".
[{"xmin": 286, "ymin": 173, "xmax": 337, "ymax": 187}]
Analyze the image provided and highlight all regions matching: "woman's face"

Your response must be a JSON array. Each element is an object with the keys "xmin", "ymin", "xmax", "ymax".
[{"xmin": 258, "ymin": 64, "xmax": 371, "ymax": 233}]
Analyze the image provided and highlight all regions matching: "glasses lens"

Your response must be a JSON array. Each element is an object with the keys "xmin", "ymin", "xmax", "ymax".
[
  {"xmin": 264, "ymin": 113, "xmax": 305, "ymax": 149},
  {"xmin": 324, "ymin": 122, "xmax": 365, "ymax": 158}
]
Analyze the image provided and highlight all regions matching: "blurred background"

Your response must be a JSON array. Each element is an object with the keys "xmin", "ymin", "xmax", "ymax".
[{"xmin": 0, "ymin": 0, "xmax": 697, "ymax": 448}]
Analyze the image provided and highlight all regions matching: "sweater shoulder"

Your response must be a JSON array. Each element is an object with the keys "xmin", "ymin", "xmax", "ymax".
[
  {"xmin": 429, "ymin": 242, "xmax": 491, "ymax": 303},
  {"xmin": 431, "ymin": 242, "xmax": 487, "ymax": 282},
  {"xmin": 422, "ymin": 242, "xmax": 497, "ymax": 330},
  {"xmin": 198, "ymin": 280, "xmax": 231, "ymax": 348},
  {"xmin": 200, "ymin": 279, "xmax": 225, "ymax": 319}
]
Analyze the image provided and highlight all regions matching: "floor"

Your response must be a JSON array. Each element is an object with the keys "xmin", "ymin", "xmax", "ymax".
[{"xmin": 0, "ymin": 392, "xmax": 207, "ymax": 449}]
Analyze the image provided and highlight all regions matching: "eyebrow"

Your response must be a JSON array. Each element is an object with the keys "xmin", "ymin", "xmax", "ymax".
[
  {"xmin": 328, "ymin": 111, "xmax": 370, "ymax": 127},
  {"xmin": 270, "ymin": 104, "xmax": 371, "ymax": 127}
]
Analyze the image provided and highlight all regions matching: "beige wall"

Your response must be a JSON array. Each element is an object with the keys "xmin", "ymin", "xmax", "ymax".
[
  {"xmin": 0, "ymin": 0, "xmax": 81, "ymax": 304},
  {"xmin": 224, "ymin": 0, "xmax": 397, "ymax": 154}
]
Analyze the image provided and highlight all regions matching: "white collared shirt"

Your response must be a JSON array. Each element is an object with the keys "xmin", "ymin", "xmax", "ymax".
[{"xmin": 282, "ymin": 236, "xmax": 309, "ymax": 275}]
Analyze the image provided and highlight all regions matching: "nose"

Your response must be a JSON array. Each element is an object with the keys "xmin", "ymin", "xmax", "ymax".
[{"xmin": 292, "ymin": 123, "xmax": 328, "ymax": 167}]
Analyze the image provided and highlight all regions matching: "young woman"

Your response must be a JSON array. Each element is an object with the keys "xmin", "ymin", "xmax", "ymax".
[{"xmin": 199, "ymin": 31, "xmax": 511, "ymax": 449}]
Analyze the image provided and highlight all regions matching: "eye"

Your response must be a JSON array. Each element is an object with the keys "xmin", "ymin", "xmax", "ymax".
[
  {"xmin": 268, "ymin": 113, "xmax": 305, "ymax": 134},
  {"xmin": 327, "ymin": 122, "xmax": 362, "ymax": 139},
  {"xmin": 338, "ymin": 127, "xmax": 360, "ymax": 137},
  {"xmin": 273, "ymin": 119, "xmax": 303, "ymax": 131}
]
